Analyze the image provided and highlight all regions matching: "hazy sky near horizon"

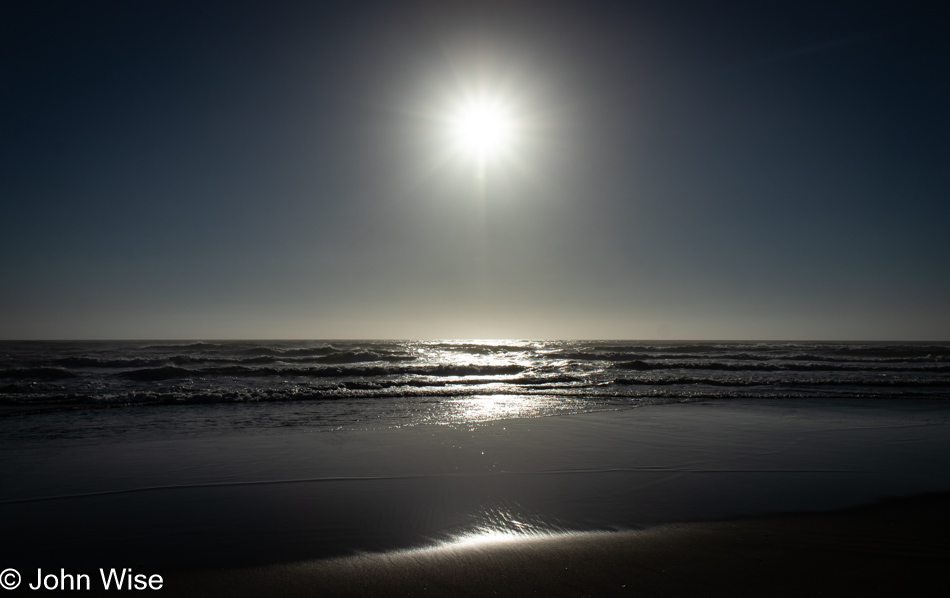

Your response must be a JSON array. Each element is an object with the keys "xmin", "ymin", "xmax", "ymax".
[{"xmin": 2, "ymin": 0, "xmax": 948, "ymax": 340}]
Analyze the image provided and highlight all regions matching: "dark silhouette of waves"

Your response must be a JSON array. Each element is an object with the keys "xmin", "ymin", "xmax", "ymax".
[
  {"xmin": 117, "ymin": 363, "xmax": 527, "ymax": 382},
  {"xmin": 1, "ymin": 340, "xmax": 948, "ymax": 410}
]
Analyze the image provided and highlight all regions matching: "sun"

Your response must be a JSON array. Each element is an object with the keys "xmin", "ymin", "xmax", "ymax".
[{"xmin": 451, "ymin": 97, "xmax": 513, "ymax": 158}]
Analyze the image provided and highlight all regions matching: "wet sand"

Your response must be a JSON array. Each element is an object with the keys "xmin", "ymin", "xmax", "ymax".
[
  {"xmin": 163, "ymin": 493, "xmax": 950, "ymax": 597},
  {"xmin": 4, "ymin": 399, "xmax": 950, "ymax": 595}
]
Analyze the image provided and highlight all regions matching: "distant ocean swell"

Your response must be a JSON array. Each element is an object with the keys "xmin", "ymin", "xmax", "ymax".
[{"xmin": 1, "ymin": 341, "xmax": 949, "ymax": 410}]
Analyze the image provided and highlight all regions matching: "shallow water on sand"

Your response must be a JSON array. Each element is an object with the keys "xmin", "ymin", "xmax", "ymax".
[{"xmin": 3, "ymin": 399, "xmax": 950, "ymax": 570}]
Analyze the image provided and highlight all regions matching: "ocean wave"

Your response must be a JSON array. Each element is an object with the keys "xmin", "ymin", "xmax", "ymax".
[
  {"xmin": 427, "ymin": 342, "xmax": 536, "ymax": 353},
  {"xmin": 611, "ymin": 376, "xmax": 949, "ymax": 388},
  {"xmin": 0, "ymin": 367, "xmax": 79, "ymax": 380},
  {"xmin": 234, "ymin": 346, "xmax": 341, "ymax": 357},
  {"xmin": 549, "ymin": 351, "xmax": 657, "ymax": 361},
  {"xmin": 138, "ymin": 342, "xmax": 239, "ymax": 351},
  {"xmin": 51, "ymin": 356, "xmax": 169, "ymax": 368},
  {"xmin": 554, "ymin": 348, "xmax": 948, "ymax": 364},
  {"xmin": 610, "ymin": 360, "xmax": 950, "ymax": 373},
  {"xmin": 3, "ymin": 382, "xmax": 945, "ymax": 413},
  {"xmin": 2, "ymin": 341, "xmax": 948, "ymax": 415},
  {"xmin": 823, "ymin": 345, "xmax": 950, "ymax": 359},
  {"xmin": 119, "ymin": 365, "xmax": 196, "ymax": 381},
  {"xmin": 116, "ymin": 363, "xmax": 527, "ymax": 381},
  {"xmin": 312, "ymin": 351, "xmax": 415, "ymax": 364}
]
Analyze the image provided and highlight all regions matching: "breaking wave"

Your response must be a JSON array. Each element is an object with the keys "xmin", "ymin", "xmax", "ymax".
[{"xmin": 1, "ymin": 340, "xmax": 948, "ymax": 411}]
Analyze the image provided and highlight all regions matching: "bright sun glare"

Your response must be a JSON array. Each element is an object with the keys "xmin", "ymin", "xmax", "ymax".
[{"xmin": 451, "ymin": 98, "xmax": 513, "ymax": 158}]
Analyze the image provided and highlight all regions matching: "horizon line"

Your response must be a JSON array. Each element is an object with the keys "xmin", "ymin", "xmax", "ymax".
[{"xmin": 2, "ymin": 338, "xmax": 948, "ymax": 343}]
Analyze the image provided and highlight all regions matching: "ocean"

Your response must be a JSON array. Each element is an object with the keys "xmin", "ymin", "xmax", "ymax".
[
  {"xmin": 2, "ymin": 340, "xmax": 950, "ymax": 579},
  {"xmin": 3, "ymin": 340, "xmax": 949, "ymax": 433}
]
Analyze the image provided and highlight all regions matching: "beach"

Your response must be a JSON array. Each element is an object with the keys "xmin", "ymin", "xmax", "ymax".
[
  {"xmin": 166, "ymin": 494, "xmax": 950, "ymax": 597},
  {"xmin": 5, "ymin": 0, "xmax": 948, "ymax": 590},
  {"xmin": 5, "ymin": 0, "xmax": 949, "ymax": 591},
  {"xmin": 3, "ymin": 394, "xmax": 950, "ymax": 595}
]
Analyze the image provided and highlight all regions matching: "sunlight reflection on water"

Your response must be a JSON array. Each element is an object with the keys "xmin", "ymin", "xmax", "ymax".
[
  {"xmin": 453, "ymin": 394, "xmax": 538, "ymax": 420},
  {"xmin": 417, "ymin": 393, "xmax": 599, "ymax": 426},
  {"xmin": 427, "ymin": 503, "xmax": 567, "ymax": 552}
]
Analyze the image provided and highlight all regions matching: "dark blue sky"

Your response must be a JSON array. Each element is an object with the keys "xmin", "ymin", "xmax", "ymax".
[{"xmin": 2, "ymin": 0, "xmax": 947, "ymax": 339}]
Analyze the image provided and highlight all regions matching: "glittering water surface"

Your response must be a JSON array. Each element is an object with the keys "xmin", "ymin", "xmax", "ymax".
[{"xmin": 2, "ymin": 340, "xmax": 949, "ymax": 440}]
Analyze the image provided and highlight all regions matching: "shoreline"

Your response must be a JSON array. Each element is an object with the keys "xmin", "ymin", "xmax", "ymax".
[
  {"xmin": 159, "ymin": 492, "xmax": 950, "ymax": 597},
  {"xmin": 4, "ymin": 398, "xmax": 950, "ymax": 591}
]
